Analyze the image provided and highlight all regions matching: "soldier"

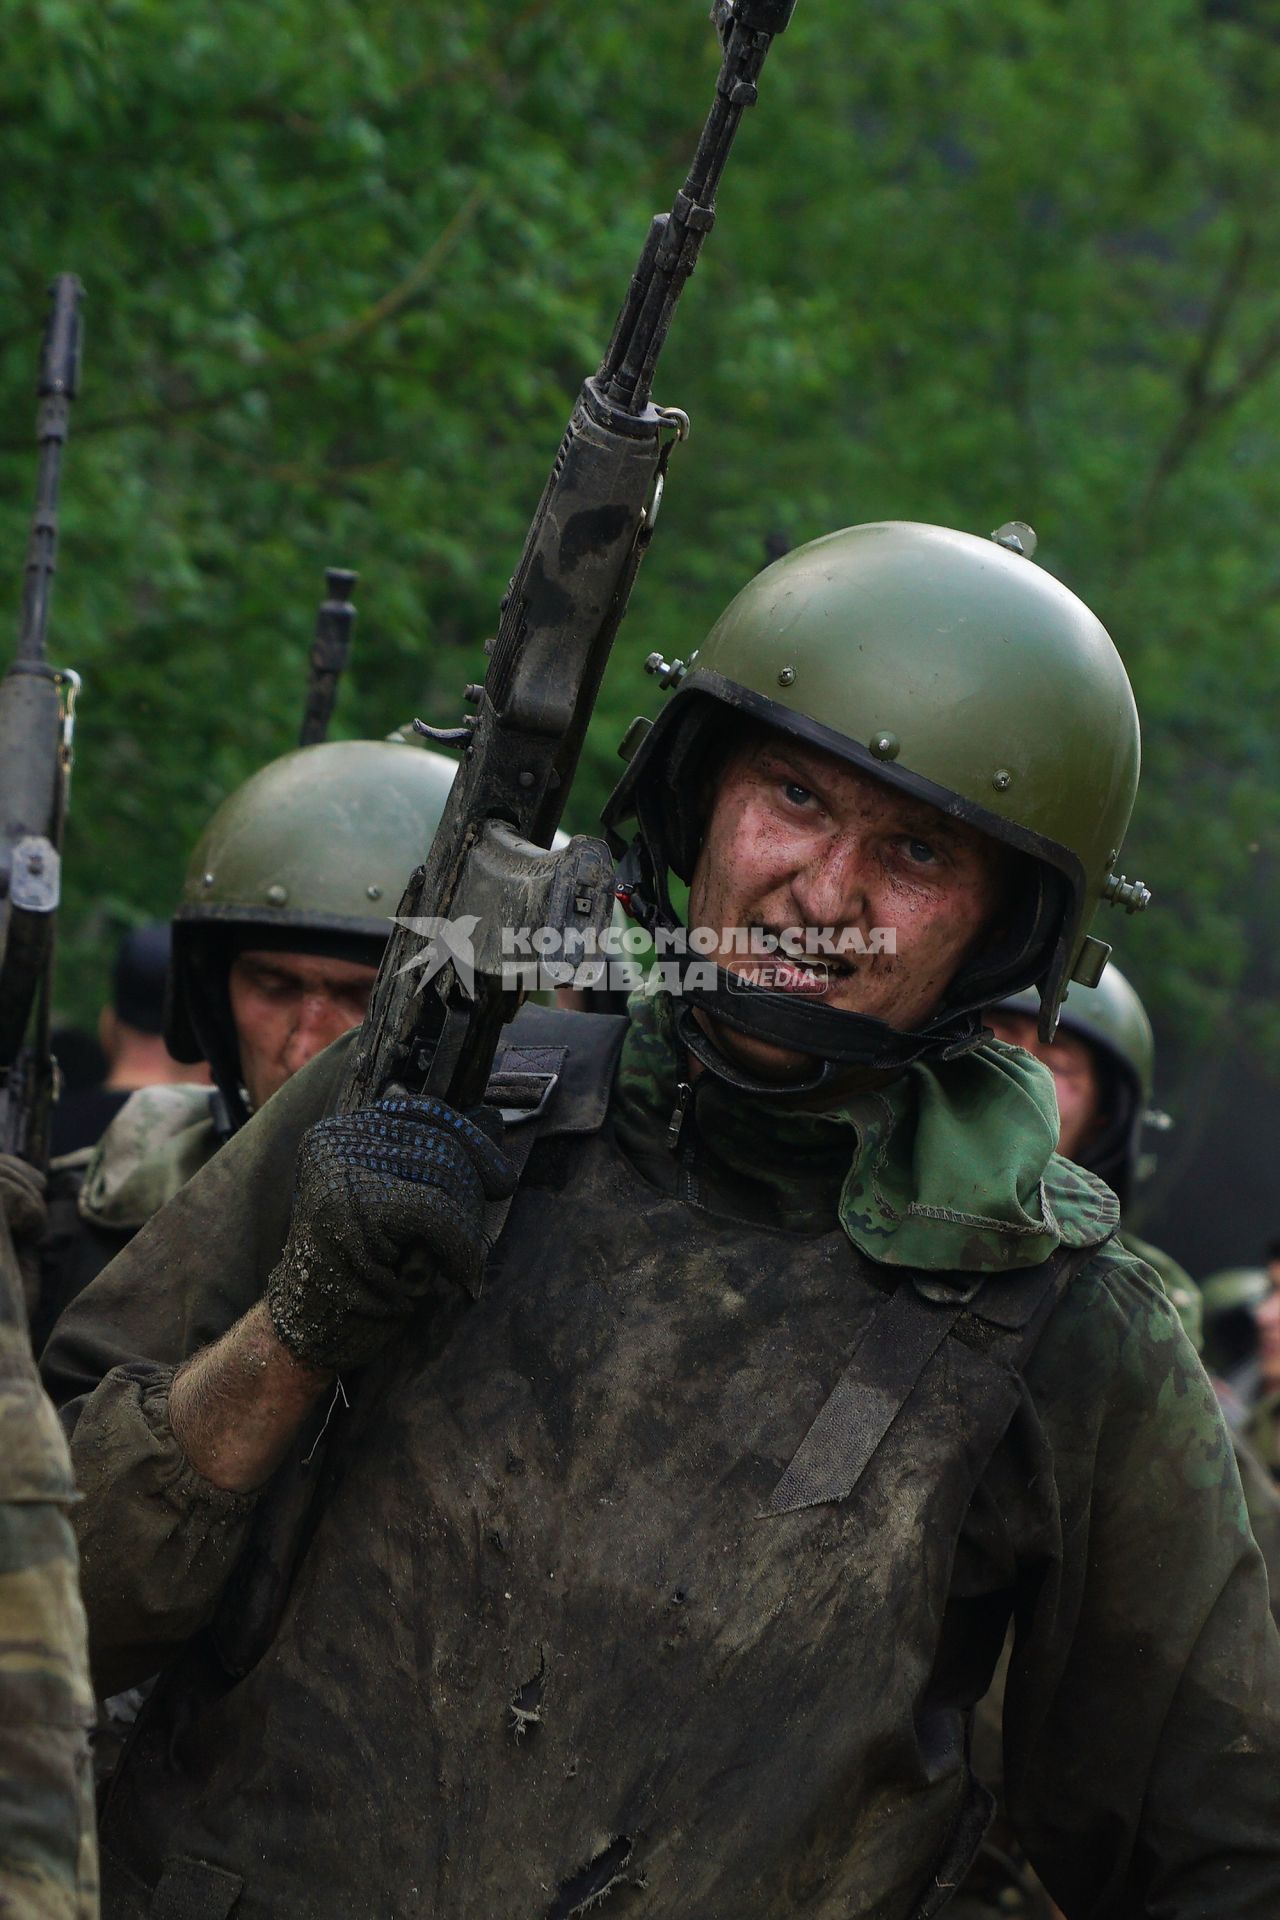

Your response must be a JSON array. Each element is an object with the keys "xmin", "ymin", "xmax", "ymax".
[
  {"xmin": 49, "ymin": 923, "xmax": 205, "ymax": 1160},
  {"xmin": 1202, "ymin": 1267, "xmax": 1269, "ymax": 1403},
  {"xmin": 0, "ymin": 1157, "xmax": 97, "ymax": 1919},
  {"xmin": 985, "ymin": 966, "xmax": 1200, "ymax": 1340},
  {"xmin": 35, "ymin": 738, "xmax": 454, "ymax": 1344},
  {"xmin": 44, "ymin": 525, "xmax": 1280, "ymax": 1917},
  {"xmin": 986, "ymin": 978, "xmax": 1280, "ymax": 1529},
  {"xmin": 1201, "ymin": 1263, "xmax": 1280, "ymax": 1479}
]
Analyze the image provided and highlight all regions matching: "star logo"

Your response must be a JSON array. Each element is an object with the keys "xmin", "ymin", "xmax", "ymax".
[{"xmin": 392, "ymin": 914, "xmax": 481, "ymax": 999}]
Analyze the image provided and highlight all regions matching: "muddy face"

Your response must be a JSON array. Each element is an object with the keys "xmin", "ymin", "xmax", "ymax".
[
  {"xmin": 229, "ymin": 949, "xmax": 378, "ymax": 1110},
  {"xmin": 687, "ymin": 731, "xmax": 1010, "ymax": 1084}
]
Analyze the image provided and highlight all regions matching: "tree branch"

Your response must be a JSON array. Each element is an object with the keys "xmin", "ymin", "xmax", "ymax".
[
  {"xmin": 285, "ymin": 184, "xmax": 487, "ymax": 356},
  {"xmin": 1121, "ymin": 229, "xmax": 1280, "ymax": 569},
  {"xmin": 0, "ymin": 187, "xmax": 489, "ymax": 449}
]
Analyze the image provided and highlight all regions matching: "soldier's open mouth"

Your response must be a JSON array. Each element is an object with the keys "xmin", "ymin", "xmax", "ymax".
[
  {"xmin": 771, "ymin": 957, "xmax": 834, "ymax": 994},
  {"xmin": 727, "ymin": 956, "xmax": 833, "ymax": 995}
]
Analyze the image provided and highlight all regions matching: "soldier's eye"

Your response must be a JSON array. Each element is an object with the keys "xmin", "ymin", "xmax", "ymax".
[
  {"xmin": 783, "ymin": 781, "xmax": 813, "ymax": 807},
  {"xmin": 903, "ymin": 838, "xmax": 939, "ymax": 866}
]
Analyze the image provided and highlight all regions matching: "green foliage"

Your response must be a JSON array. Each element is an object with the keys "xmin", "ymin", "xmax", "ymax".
[{"xmin": 2, "ymin": 0, "xmax": 1279, "ymax": 1119}]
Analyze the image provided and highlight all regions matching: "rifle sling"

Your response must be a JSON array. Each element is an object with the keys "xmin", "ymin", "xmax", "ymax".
[{"xmin": 479, "ymin": 1006, "xmax": 628, "ymax": 1245}]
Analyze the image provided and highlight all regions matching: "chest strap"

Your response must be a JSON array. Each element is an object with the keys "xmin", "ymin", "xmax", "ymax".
[
  {"xmin": 479, "ymin": 1008, "xmax": 628, "ymax": 1248},
  {"xmin": 767, "ymin": 1242, "xmax": 1098, "ymax": 1516}
]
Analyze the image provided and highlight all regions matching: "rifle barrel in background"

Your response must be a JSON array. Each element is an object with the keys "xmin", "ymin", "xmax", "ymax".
[
  {"xmin": 0, "ymin": 274, "xmax": 84, "ymax": 1166},
  {"xmin": 299, "ymin": 567, "xmax": 358, "ymax": 747}
]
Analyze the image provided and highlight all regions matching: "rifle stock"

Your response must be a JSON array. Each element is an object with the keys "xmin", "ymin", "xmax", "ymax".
[{"xmin": 341, "ymin": 0, "xmax": 797, "ymax": 1117}]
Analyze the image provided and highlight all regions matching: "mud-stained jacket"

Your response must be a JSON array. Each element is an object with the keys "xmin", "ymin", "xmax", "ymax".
[
  {"xmin": 43, "ymin": 991, "xmax": 1280, "ymax": 1920},
  {"xmin": 0, "ymin": 1157, "xmax": 98, "ymax": 1919},
  {"xmin": 955, "ymin": 1224, "xmax": 1280, "ymax": 1920}
]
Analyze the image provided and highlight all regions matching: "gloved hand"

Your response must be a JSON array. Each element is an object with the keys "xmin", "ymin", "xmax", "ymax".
[{"xmin": 266, "ymin": 1094, "xmax": 516, "ymax": 1371}]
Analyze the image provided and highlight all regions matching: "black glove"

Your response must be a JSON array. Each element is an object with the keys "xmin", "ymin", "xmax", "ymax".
[{"xmin": 266, "ymin": 1095, "xmax": 516, "ymax": 1371}]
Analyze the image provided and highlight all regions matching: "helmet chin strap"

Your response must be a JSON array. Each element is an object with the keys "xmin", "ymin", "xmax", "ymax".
[{"xmin": 675, "ymin": 969, "xmax": 985, "ymax": 1097}]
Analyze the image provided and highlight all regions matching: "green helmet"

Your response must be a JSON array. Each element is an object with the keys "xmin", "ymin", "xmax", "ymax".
[
  {"xmin": 1200, "ymin": 1266, "xmax": 1270, "ymax": 1384},
  {"xmin": 168, "ymin": 740, "xmax": 455, "ymax": 1124},
  {"xmin": 605, "ymin": 522, "xmax": 1147, "ymax": 1086},
  {"xmin": 992, "ymin": 964, "xmax": 1156, "ymax": 1206}
]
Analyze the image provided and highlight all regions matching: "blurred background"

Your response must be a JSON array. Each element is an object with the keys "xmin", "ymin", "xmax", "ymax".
[{"xmin": 1, "ymin": 0, "xmax": 1277, "ymax": 1270}]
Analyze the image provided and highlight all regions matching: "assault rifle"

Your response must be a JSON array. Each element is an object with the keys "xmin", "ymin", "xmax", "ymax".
[
  {"xmin": 0, "ymin": 276, "xmax": 84, "ymax": 1169},
  {"xmin": 341, "ymin": 0, "xmax": 797, "ymax": 1116},
  {"xmin": 299, "ymin": 567, "xmax": 358, "ymax": 747},
  {"xmin": 218, "ymin": 15, "xmax": 799, "ymax": 1668}
]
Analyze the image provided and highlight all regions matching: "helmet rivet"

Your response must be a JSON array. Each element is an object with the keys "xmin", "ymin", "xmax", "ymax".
[
  {"xmin": 992, "ymin": 768, "xmax": 1012, "ymax": 791},
  {"xmin": 266, "ymin": 883, "xmax": 287, "ymax": 907},
  {"xmin": 201, "ymin": 871, "xmax": 215, "ymax": 889},
  {"xmin": 366, "ymin": 884, "xmax": 382, "ymax": 901},
  {"xmin": 869, "ymin": 731, "xmax": 900, "ymax": 761},
  {"xmin": 777, "ymin": 666, "xmax": 796, "ymax": 688}
]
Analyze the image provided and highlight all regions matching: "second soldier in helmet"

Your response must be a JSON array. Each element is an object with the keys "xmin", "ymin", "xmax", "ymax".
[
  {"xmin": 38, "ymin": 737, "xmax": 455, "ymax": 1338},
  {"xmin": 985, "ymin": 965, "xmax": 1201, "ymax": 1339}
]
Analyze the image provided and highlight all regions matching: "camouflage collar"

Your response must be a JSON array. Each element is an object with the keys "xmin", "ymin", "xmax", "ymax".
[
  {"xmin": 78, "ymin": 1084, "xmax": 220, "ymax": 1232},
  {"xmin": 832, "ymin": 1039, "xmax": 1119, "ymax": 1272},
  {"xmin": 614, "ymin": 985, "xmax": 1118, "ymax": 1272}
]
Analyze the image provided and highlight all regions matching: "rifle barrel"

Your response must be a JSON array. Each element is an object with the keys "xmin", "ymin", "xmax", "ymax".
[
  {"xmin": 0, "ymin": 273, "xmax": 84, "ymax": 1166},
  {"xmin": 300, "ymin": 567, "xmax": 358, "ymax": 747},
  {"xmin": 16, "ymin": 275, "xmax": 82, "ymax": 669},
  {"xmin": 600, "ymin": 0, "xmax": 796, "ymax": 411}
]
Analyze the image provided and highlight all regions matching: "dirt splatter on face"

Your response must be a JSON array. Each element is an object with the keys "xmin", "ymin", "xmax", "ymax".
[
  {"xmin": 687, "ymin": 731, "xmax": 1009, "ymax": 1082},
  {"xmin": 229, "ymin": 950, "xmax": 378, "ymax": 1109}
]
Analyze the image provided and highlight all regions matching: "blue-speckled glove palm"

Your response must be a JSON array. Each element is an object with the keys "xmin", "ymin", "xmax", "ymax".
[{"xmin": 266, "ymin": 1095, "xmax": 516, "ymax": 1371}]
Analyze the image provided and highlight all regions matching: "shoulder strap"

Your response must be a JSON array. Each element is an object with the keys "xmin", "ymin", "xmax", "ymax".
[
  {"xmin": 485, "ymin": 1003, "xmax": 627, "ymax": 1134},
  {"xmin": 767, "ymin": 1240, "xmax": 1098, "ymax": 1516},
  {"xmin": 479, "ymin": 1006, "xmax": 628, "ymax": 1243}
]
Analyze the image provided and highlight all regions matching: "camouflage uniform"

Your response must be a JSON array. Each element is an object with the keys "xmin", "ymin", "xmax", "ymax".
[
  {"xmin": 35, "ymin": 1090, "xmax": 219, "ymax": 1356},
  {"xmin": 1117, "ymin": 1229, "xmax": 1202, "ymax": 1350},
  {"xmin": 967, "ymin": 979, "xmax": 1276, "ymax": 1915},
  {"xmin": 0, "ymin": 1156, "xmax": 97, "ymax": 1919},
  {"xmin": 42, "ymin": 992, "xmax": 1280, "ymax": 1918}
]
